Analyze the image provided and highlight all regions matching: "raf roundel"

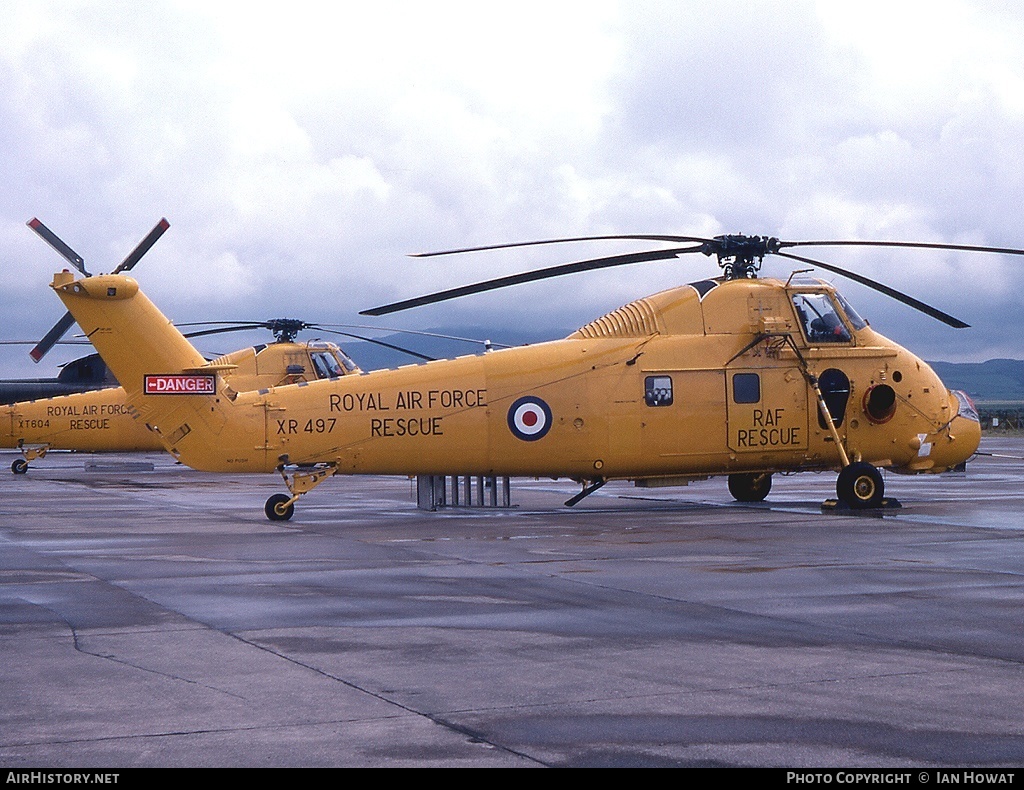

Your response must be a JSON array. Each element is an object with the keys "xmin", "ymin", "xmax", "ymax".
[{"xmin": 507, "ymin": 396, "xmax": 553, "ymax": 441}]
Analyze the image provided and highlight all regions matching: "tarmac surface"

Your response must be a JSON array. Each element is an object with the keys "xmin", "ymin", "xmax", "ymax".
[{"xmin": 1, "ymin": 438, "xmax": 1023, "ymax": 768}]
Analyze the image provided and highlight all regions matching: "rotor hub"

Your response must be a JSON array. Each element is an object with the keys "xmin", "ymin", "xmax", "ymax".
[
  {"xmin": 266, "ymin": 319, "xmax": 309, "ymax": 343},
  {"xmin": 702, "ymin": 234, "xmax": 781, "ymax": 279}
]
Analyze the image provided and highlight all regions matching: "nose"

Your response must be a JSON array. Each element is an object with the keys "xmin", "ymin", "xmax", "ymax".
[{"xmin": 928, "ymin": 390, "xmax": 982, "ymax": 472}]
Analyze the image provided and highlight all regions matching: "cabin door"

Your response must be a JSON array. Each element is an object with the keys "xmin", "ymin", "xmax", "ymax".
[{"xmin": 726, "ymin": 368, "xmax": 809, "ymax": 454}]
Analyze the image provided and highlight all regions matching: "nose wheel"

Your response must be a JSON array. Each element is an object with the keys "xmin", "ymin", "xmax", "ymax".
[
  {"xmin": 265, "ymin": 493, "xmax": 295, "ymax": 521},
  {"xmin": 836, "ymin": 461, "xmax": 884, "ymax": 509},
  {"xmin": 11, "ymin": 459, "xmax": 28, "ymax": 474}
]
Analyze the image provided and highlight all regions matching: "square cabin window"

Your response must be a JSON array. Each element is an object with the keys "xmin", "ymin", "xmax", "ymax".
[
  {"xmin": 645, "ymin": 375, "xmax": 673, "ymax": 407},
  {"xmin": 733, "ymin": 373, "xmax": 760, "ymax": 404}
]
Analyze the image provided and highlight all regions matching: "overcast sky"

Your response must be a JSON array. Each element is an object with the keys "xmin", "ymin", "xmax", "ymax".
[{"xmin": 2, "ymin": 0, "xmax": 1023, "ymax": 377}]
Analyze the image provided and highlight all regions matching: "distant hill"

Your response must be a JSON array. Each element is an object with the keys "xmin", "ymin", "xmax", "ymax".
[{"xmin": 928, "ymin": 359, "xmax": 1024, "ymax": 403}]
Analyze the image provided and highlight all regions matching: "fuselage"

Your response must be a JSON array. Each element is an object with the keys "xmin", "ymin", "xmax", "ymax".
[
  {"xmin": 1, "ymin": 387, "xmax": 158, "ymax": 453},
  {"xmin": 92, "ymin": 275, "xmax": 976, "ymax": 481}
]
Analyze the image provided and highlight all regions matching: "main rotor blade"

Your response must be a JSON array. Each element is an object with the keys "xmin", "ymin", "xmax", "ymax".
[
  {"xmin": 113, "ymin": 218, "xmax": 169, "ymax": 274},
  {"xmin": 410, "ymin": 234, "xmax": 712, "ymax": 258},
  {"xmin": 775, "ymin": 250, "xmax": 970, "ymax": 328},
  {"xmin": 182, "ymin": 324, "xmax": 269, "ymax": 340},
  {"xmin": 29, "ymin": 311, "xmax": 77, "ymax": 362},
  {"xmin": 781, "ymin": 239, "xmax": 1024, "ymax": 258},
  {"xmin": 362, "ymin": 244, "xmax": 706, "ymax": 316},
  {"xmin": 177, "ymin": 321, "xmax": 269, "ymax": 329},
  {"xmin": 177, "ymin": 322, "xmax": 435, "ymax": 362},
  {"xmin": 177, "ymin": 320, "xmax": 509, "ymax": 348},
  {"xmin": 311, "ymin": 328, "xmax": 435, "ymax": 362},
  {"xmin": 320, "ymin": 323, "xmax": 513, "ymax": 349},
  {"xmin": 27, "ymin": 218, "xmax": 88, "ymax": 275}
]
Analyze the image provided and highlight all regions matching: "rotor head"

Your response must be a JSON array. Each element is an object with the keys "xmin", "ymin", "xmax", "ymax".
[
  {"xmin": 701, "ymin": 235, "xmax": 782, "ymax": 279},
  {"xmin": 265, "ymin": 319, "xmax": 310, "ymax": 343}
]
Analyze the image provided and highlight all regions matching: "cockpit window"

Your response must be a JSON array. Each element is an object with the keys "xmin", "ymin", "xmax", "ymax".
[
  {"xmin": 310, "ymin": 352, "xmax": 345, "ymax": 379},
  {"xmin": 335, "ymin": 349, "xmax": 358, "ymax": 373},
  {"xmin": 792, "ymin": 293, "xmax": 852, "ymax": 344},
  {"xmin": 834, "ymin": 291, "xmax": 868, "ymax": 330}
]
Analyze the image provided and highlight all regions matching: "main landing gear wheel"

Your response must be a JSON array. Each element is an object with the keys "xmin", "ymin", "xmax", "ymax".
[
  {"xmin": 836, "ymin": 462, "xmax": 884, "ymax": 509},
  {"xmin": 728, "ymin": 472, "xmax": 772, "ymax": 502},
  {"xmin": 11, "ymin": 459, "xmax": 28, "ymax": 474},
  {"xmin": 265, "ymin": 493, "xmax": 295, "ymax": 521}
]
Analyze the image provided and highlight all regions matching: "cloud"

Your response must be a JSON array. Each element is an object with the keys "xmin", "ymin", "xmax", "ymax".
[{"xmin": 1, "ymin": 0, "xmax": 1023, "ymax": 376}]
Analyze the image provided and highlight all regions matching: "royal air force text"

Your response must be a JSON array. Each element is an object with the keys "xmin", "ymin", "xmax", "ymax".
[
  {"xmin": 21, "ymin": 403, "xmax": 134, "ymax": 432},
  {"xmin": 328, "ymin": 389, "xmax": 486, "ymax": 413},
  {"xmin": 275, "ymin": 389, "xmax": 488, "ymax": 439}
]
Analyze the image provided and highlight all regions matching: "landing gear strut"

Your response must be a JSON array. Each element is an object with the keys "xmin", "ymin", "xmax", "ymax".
[
  {"xmin": 12, "ymin": 444, "xmax": 47, "ymax": 474},
  {"xmin": 728, "ymin": 472, "xmax": 772, "ymax": 502},
  {"xmin": 264, "ymin": 462, "xmax": 338, "ymax": 521},
  {"xmin": 805, "ymin": 366, "xmax": 888, "ymax": 511}
]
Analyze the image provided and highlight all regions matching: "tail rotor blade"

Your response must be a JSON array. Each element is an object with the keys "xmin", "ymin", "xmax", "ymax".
[
  {"xmin": 29, "ymin": 311, "xmax": 77, "ymax": 363},
  {"xmin": 113, "ymin": 218, "xmax": 169, "ymax": 274},
  {"xmin": 26, "ymin": 218, "xmax": 89, "ymax": 275},
  {"xmin": 27, "ymin": 217, "xmax": 168, "ymax": 362}
]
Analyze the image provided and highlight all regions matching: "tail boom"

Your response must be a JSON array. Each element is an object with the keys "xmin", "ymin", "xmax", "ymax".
[{"xmin": 50, "ymin": 271, "xmax": 225, "ymax": 447}]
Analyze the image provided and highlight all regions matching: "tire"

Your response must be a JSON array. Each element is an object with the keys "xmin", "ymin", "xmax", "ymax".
[
  {"xmin": 11, "ymin": 459, "xmax": 28, "ymax": 474},
  {"xmin": 836, "ymin": 462, "xmax": 884, "ymax": 509},
  {"xmin": 728, "ymin": 472, "xmax": 772, "ymax": 502},
  {"xmin": 265, "ymin": 493, "xmax": 295, "ymax": 521}
]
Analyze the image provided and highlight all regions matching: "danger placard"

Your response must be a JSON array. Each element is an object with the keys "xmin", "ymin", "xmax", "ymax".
[{"xmin": 144, "ymin": 374, "xmax": 216, "ymax": 395}]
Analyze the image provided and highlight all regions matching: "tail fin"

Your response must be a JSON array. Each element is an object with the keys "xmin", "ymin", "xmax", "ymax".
[{"xmin": 50, "ymin": 271, "xmax": 211, "ymax": 426}]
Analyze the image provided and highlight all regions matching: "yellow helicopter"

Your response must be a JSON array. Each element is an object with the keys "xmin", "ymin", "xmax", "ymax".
[{"xmin": 45, "ymin": 232, "xmax": 999, "ymax": 520}]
